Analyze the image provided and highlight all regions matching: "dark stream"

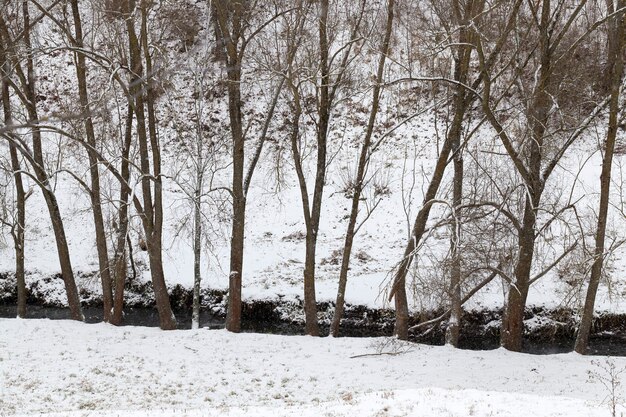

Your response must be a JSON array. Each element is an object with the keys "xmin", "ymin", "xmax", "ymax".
[{"xmin": 1, "ymin": 303, "xmax": 625, "ymax": 356}]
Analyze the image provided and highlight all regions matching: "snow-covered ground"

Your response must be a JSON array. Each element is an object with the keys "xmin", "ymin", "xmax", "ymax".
[{"xmin": 0, "ymin": 318, "xmax": 622, "ymax": 417}]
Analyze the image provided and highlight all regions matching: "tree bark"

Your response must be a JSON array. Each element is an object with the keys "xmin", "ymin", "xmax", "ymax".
[
  {"xmin": 490, "ymin": 0, "xmax": 554, "ymax": 351},
  {"xmin": 192, "ymin": 123, "xmax": 204, "ymax": 330},
  {"xmin": 300, "ymin": 0, "xmax": 333, "ymax": 337}
]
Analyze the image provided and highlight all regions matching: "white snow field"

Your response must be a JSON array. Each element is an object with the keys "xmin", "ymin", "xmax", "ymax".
[{"xmin": 0, "ymin": 318, "xmax": 622, "ymax": 417}]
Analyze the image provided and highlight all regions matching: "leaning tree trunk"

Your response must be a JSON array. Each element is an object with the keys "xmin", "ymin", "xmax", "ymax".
[
  {"xmin": 330, "ymin": 0, "xmax": 395, "ymax": 337},
  {"xmin": 18, "ymin": 2, "xmax": 83, "ymax": 321},
  {"xmin": 70, "ymin": 0, "xmax": 113, "ymax": 322},
  {"xmin": 388, "ymin": 135, "xmax": 455, "ymax": 339},
  {"xmin": 575, "ymin": 1, "xmax": 626, "ymax": 354}
]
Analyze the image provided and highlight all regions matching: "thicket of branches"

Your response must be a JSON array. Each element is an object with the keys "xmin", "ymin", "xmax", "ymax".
[{"xmin": 0, "ymin": 0, "xmax": 625, "ymax": 353}]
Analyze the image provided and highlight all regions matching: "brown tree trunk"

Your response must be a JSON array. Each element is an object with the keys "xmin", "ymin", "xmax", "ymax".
[
  {"xmin": 213, "ymin": 0, "xmax": 246, "ymax": 333},
  {"xmin": 299, "ymin": 0, "xmax": 333, "ymax": 337},
  {"xmin": 500, "ymin": 195, "xmax": 537, "ymax": 351},
  {"xmin": 1, "ymin": 50, "xmax": 26, "ymax": 318},
  {"xmin": 575, "ymin": 1, "xmax": 625, "ymax": 354},
  {"xmin": 225, "ymin": 63, "xmax": 245, "ymax": 332},
  {"xmin": 140, "ymin": 3, "xmax": 176, "ymax": 331},
  {"xmin": 387, "ymin": 0, "xmax": 484, "ymax": 340},
  {"xmin": 69, "ymin": 0, "xmax": 113, "ymax": 322},
  {"xmin": 330, "ymin": 0, "xmax": 395, "ymax": 337}
]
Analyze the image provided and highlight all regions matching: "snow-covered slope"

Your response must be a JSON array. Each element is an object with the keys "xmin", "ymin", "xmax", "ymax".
[{"xmin": 2, "ymin": 0, "xmax": 626, "ymax": 320}]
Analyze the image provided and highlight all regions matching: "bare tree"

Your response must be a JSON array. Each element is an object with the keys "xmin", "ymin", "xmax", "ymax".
[
  {"xmin": 0, "ymin": 49, "xmax": 28, "ymax": 317},
  {"xmin": 387, "ymin": 0, "xmax": 491, "ymax": 340},
  {"xmin": 330, "ymin": 0, "xmax": 394, "ymax": 337},
  {"xmin": 0, "ymin": 2, "xmax": 83, "ymax": 321},
  {"xmin": 473, "ymin": 0, "xmax": 608, "ymax": 351},
  {"xmin": 576, "ymin": 0, "xmax": 626, "ymax": 354},
  {"xmin": 123, "ymin": 0, "xmax": 176, "ymax": 329},
  {"xmin": 213, "ymin": 0, "xmax": 291, "ymax": 332},
  {"xmin": 68, "ymin": 0, "xmax": 114, "ymax": 322}
]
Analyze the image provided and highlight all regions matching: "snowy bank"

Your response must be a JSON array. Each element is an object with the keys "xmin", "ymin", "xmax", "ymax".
[{"xmin": 0, "ymin": 318, "xmax": 620, "ymax": 417}]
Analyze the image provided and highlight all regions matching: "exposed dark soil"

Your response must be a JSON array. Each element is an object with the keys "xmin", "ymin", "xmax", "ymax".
[{"xmin": 1, "ymin": 274, "xmax": 625, "ymax": 356}]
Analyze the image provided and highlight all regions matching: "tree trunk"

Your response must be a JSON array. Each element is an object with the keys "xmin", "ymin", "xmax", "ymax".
[
  {"xmin": 495, "ymin": 0, "xmax": 552, "ymax": 352},
  {"xmin": 501, "ymin": 195, "xmax": 536, "ymax": 351},
  {"xmin": 125, "ymin": 0, "xmax": 176, "ymax": 330},
  {"xmin": 330, "ymin": 0, "xmax": 394, "ymax": 337},
  {"xmin": 446, "ymin": 139, "xmax": 463, "ymax": 346},
  {"xmin": 213, "ymin": 0, "xmax": 247, "ymax": 333},
  {"xmin": 300, "ymin": 0, "xmax": 332, "ymax": 337},
  {"xmin": 388, "ymin": 134, "xmax": 455, "ymax": 339},
  {"xmin": 19, "ymin": 2, "xmax": 83, "ymax": 321},
  {"xmin": 575, "ymin": 1, "xmax": 625, "ymax": 354},
  {"xmin": 224, "ymin": 56, "xmax": 245, "ymax": 333},
  {"xmin": 140, "ymin": 3, "xmax": 176, "ymax": 331},
  {"xmin": 70, "ymin": 0, "xmax": 113, "ymax": 322},
  {"xmin": 1, "ymin": 53, "xmax": 26, "ymax": 318},
  {"xmin": 111, "ymin": 101, "xmax": 134, "ymax": 326},
  {"xmin": 192, "ymin": 142, "xmax": 203, "ymax": 330},
  {"xmin": 445, "ymin": 0, "xmax": 482, "ymax": 346},
  {"xmin": 386, "ymin": 0, "xmax": 484, "ymax": 338}
]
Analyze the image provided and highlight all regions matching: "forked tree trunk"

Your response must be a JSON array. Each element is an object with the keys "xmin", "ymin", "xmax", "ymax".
[
  {"xmin": 140, "ymin": 3, "xmax": 176, "ymax": 330},
  {"xmin": 125, "ymin": 0, "xmax": 176, "ymax": 330},
  {"xmin": 498, "ymin": 0, "xmax": 552, "ymax": 351},
  {"xmin": 298, "ymin": 0, "xmax": 332, "ymax": 337}
]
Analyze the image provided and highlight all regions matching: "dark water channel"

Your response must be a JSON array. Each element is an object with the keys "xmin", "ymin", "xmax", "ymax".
[{"xmin": 1, "ymin": 304, "xmax": 625, "ymax": 356}]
